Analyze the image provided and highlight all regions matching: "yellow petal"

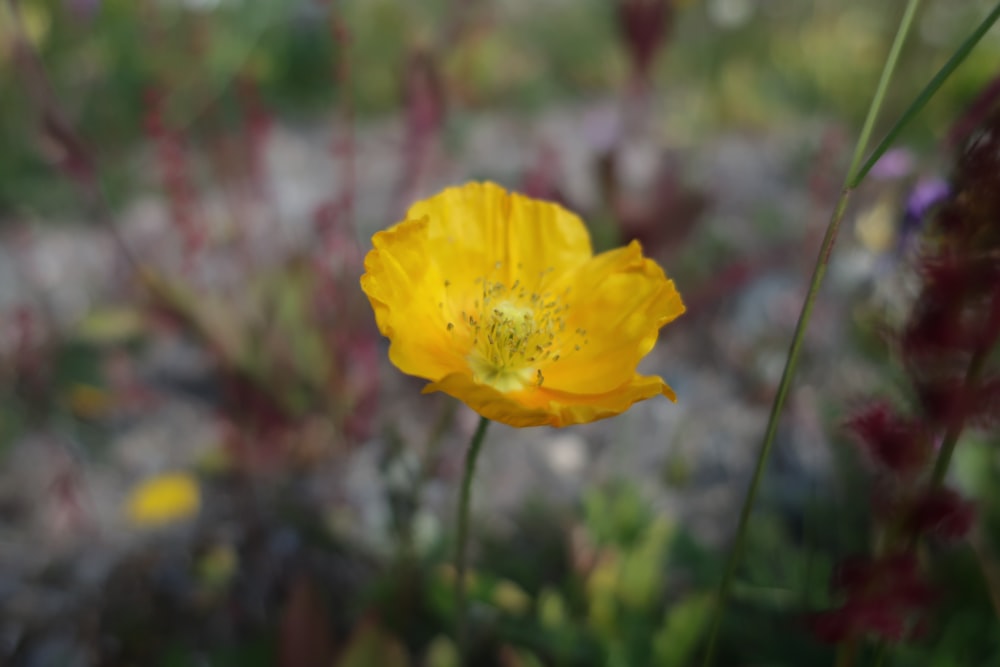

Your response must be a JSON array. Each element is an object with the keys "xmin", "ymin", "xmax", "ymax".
[
  {"xmin": 68, "ymin": 383, "xmax": 113, "ymax": 420},
  {"xmin": 541, "ymin": 241, "xmax": 685, "ymax": 394},
  {"xmin": 360, "ymin": 182, "xmax": 686, "ymax": 427},
  {"xmin": 362, "ymin": 182, "xmax": 596, "ymax": 383},
  {"xmin": 405, "ymin": 182, "xmax": 593, "ymax": 284},
  {"xmin": 361, "ymin": 218, "xmax": 467, "ymax": 380},
  {"xmin": 424, "ymin": 372, "xmax": 674, "ymax": 428},
  {"xmin": 423, "ymin": 373, "xmax": 554, "ymax": 427},
  {"xmin": 125, "ymin": 472, "xmax": 200, "ymax": 527},
  {"xmin": 526, "ymin": 374, "xmax": 675, "ymax": 427}
]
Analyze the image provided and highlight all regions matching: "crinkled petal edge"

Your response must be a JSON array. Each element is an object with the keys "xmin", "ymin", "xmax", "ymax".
[{"xmin": 423, "ymin": 372, "xmax": 676, "ymax": 428}]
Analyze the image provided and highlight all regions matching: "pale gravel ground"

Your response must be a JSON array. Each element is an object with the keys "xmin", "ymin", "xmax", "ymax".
[{"xmin": 0, "ymin": 97, "xmax": 893, "ymax": 634}]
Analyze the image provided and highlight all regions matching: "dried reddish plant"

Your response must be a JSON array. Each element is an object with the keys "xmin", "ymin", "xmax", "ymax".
[
  {"xmin": 811, "ymin": 554, "xmax": 934, "ymax": 643},
  {"xmin": 8, "ymin": 0, "xmax": 379, "ymax": 474},
  {"xmin": 144, "ymin": 88, "xmax": 205, "ymax": 255},
  {"xmin": 812, "ymin": 105, "xmax": 1000, "ymax": 646},
  {"xmin": 236, "ymin": 75, "xmax": 274, "ymax": 199},
  {"xmin": 393, "ymin": 45, "xmax": 447, "ymax": 216},
  {"xmin": 616, "ymin": 0, "xmax": 675, "ymax": 85}
]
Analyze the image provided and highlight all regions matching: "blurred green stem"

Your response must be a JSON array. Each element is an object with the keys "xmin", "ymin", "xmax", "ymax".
[
  {"xmin": 699, "ymin": 1, "xmax": 924, "ymax": 665},
  {"xmin": 851, "ymin": 1, "xmax": 1000, "ymax": 187},
  {"xmin": 929, "ymin": 344, "xmax": 988, "ymax": 488},
  {"xmin": 455, "ymin": 415, "xmax": 491, "ymax": 657},
  {"xmin": 835, "ymin": 640, "xmax": 859, "ymax": 667}
]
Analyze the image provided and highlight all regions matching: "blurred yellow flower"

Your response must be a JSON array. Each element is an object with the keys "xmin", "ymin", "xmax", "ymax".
[
  {"xmin": 492, "ymin": 579, "xmax": 532, "ymax": 615},
  {"xmin": 68, "ymin": 384, "xmax": 112, "ymax": 420},
  {"xmin": 361, "ymin": 182, "xmax": 684, "ymax": 427},
  {"xmin": 125, "ymin": 472, "xmax": 201, "ymax": 527}
]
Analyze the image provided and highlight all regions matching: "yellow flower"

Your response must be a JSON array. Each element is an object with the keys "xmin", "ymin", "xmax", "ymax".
[
  {"xmin": 125, "ymin": 472, "xmax": 201, "ymax": 527},
  {"xmin": 360, "ymin": 182, "xmax": 685, "ymax": 427}
]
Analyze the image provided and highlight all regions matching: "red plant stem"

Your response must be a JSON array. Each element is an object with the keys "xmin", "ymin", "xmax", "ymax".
[
  {"xmin": 329, "ymin": 11, "xmax": 356, "ymax": 232},
  {"xmin": 144, "ymin": 88, "xmax": 204, "ymax": 255},
  {"xmin": 237, "ymin": 75, "xmax": 273, "ymax": 199},
  {"xmin": 393, "ymin": 50, "xmax": 445, "ymax": 216}
]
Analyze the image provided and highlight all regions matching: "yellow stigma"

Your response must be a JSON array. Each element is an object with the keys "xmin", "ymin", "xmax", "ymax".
[{"xmin": 445, "ymin": 269, "xmax": 585, "ymax": 393}]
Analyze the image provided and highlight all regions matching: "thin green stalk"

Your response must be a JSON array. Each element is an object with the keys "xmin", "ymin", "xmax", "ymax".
[
  {"xmin": 835, "ymin": 639, "xmax": 859, "ymax": 667},
  {"xmin": 872, "ymin": 642, "xmax": 890, "ymax": 667},
  {"xmin": 454, "ymin": 416, "xmax": 491, "ymax": 657},
  {"xmin": 699, "ymin": 3, "xmax": 923, "ymax": 666},
  {"xmin": 845, "ymin": 0, "xmax": 924, "ymax": 180},
  {"xmin": 852, "ymin": 1, "xmax": 1000, "ymax": 187},
  {"xmin": 929, "ymin": 345, "xmax": 988, "ymax": 487}
]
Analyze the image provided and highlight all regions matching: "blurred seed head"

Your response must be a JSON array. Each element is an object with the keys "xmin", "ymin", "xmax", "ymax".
[
  {"xmin": 906, "ymin": 487, "xmax": 976, "ymax": 541},
  {"xmin": 616, "ymin": 0, "xmax": 675, "ymax": 82},
  {"xmin": 846, "ymin": 402, "xmax": 931, "ymax": 476},
  {"xmin": 811, "ymin": 553, "xmax": 934, "ymax": 644}
]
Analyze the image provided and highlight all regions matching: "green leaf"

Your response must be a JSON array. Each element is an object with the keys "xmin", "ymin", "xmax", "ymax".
[
  {"xmin": 652, "ymin": 594, "xmax": 713, "ymax": 667},
  {"xmin": 423, "ymin": 636, "xmax": 459, "ymax": 667},
  {"xmin": 75, "ymin": 306, "xmax": 145, "ymax": 345},
  {"xmin": 334, "ymin": 620, "xmax": 409, "ymax": 667},
  {"xmin": 617, "ymin": 518, "xmax": 673, "ymax": 612}
]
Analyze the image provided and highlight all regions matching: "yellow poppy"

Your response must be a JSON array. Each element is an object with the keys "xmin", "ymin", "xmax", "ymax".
[
  {"xmin": 125, "ymin": 472, "xmax": 201, "ymax": 527},
  {"xmin": 360, "ymin": 182, "xmax": 685, "ymax": 427}
]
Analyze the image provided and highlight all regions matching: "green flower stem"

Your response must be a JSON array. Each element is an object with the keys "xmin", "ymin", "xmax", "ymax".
[
  {"xmin": 454, "ymin": 415, "xmax": 491, "ymax": 656},
  {"xmin": 872, "ymin": 642, "xmax": 889, "ymax": 667},
  {"xmin": 699, "ymin": 3, "xmax": 924, "ymax": 666},
  {"xmin": 851, "ymin": 1, "xmax": 1000, "ymax": 188},
  {"xmin": 929, "ymin": 343, "xmax": 989, "ymax": 488},
  {"xmin": 835, "ymin": 639, "xmax": 860, "ymax": 667}
]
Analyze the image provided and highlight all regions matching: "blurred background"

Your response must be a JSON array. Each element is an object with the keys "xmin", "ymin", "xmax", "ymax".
[{"xmin": 2, "ymin": 1, "xmax": 1000, "ymax": 665}]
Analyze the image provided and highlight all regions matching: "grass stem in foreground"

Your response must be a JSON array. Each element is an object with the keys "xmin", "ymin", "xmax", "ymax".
[
  {"xmin": 454, "ymin": 415, "xmax": 491, "ymax": 657},
  {"xmin": 699, "ymin": 2, "xmax": 924, "ymax": 664},
  {"xmin": 851, "ymin": 1, "xmax": 1000, "ymax": 187}
]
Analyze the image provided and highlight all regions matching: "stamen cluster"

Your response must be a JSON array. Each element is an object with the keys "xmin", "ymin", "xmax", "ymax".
[{"xmin": 449, "ymin": 267, "xmax": 589, "ymax": 392}]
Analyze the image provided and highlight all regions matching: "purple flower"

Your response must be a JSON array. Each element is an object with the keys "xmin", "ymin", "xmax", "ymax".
[
  {"xmin": 905, "ymin": 178, "xmax": 950, "ymax": 221},
  {"xmin": 870, "ymin": 148, "xmax": 915, "ymax": 181},
  {"xmin": 899, "ymin": 178, "xmax": 950, "ymax": 250}
]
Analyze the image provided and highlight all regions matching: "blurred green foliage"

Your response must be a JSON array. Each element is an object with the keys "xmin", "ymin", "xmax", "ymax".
[
  {"xmin": 2, "ymin": 0, "xmax": 999, "ymax": 217},
  {"xmin": 4, "ymin": 1, "xmax": 1000, "ymax": 665}
]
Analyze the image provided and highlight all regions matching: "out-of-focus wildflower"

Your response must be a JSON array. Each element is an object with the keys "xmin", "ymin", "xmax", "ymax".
[
  {"xmin": 492, "ymin": 579, "xmax": 532, "ymax": 615},
  {"xmin": 906, "ymin": 487, "xmax": 976, "ymax": 541},
  {"xmin": 361, "ymin": 182, "xmax": 684, "ymax": 427},
  {"xmin": 392, "ymin": 45, "xmax": 448, "ymax": 214},
  {"xmin": 818, "ymin": 103, "xmax": 1000, "ymax": 649},
  {"xmin": 854, "ymin": 194, "xmax": 897, "ymax": 253},
  {"xmin": 67, "ymin": 383, "xmax": 113, "ymax": 420},
  {"xmin": 810, "ymin": 554, "xmax": 934, "ymax": 643},
  {"xmin": 870, "ymin": 148, "xmax": 915, "ymax": 181},
  {"xmin": 617, "ymin": 517, "xmax": 672, "ymax": 611},
  {"xmin": 144, "ymin": 88, "xmax": 204, "ymax": 254},
  {"xmin": 537, "ymin": 587, "xmax": 568, "ymax": 628},
  {"xmin": 424, "ymin": 636, "xmax": 461, "ymax": 667},
  {"xmin": 125, "ymin": 472, "xmax": 201, "ymax": 527},
  {"xmin": 896, "ymin": 178, "xmax": 950, "ymax": 253},
  {"xmin": 902, "ymin": 178, "xmax": 950, "ymax": 229},
  {"xmin": 197, "ymin": 543, "xmax": 238, "ymax": 590},
  {"xmin": 846, "ymin": 402, "xmax": 932, "ymax": 477},
  {"xmin": 617, "ymin": 0, "xmax": 675, "ymax": 82},
  {"xmin": 587, "ymin": 554, "xmax": 620, "ymax": 636},
  {"xmin": 13, "ymin": 2, "xmax": 51, "ymax": 47}
]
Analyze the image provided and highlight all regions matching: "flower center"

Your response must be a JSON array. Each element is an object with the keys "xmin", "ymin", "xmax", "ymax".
[{"xmin": 447, "ymin": 272, "xmax": 580, "ymax": 393}]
